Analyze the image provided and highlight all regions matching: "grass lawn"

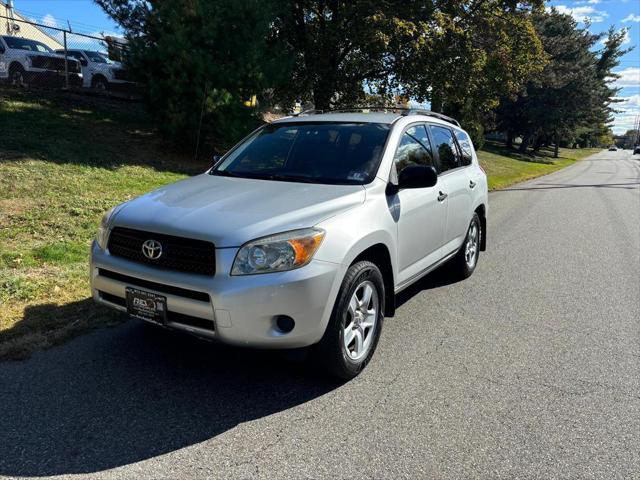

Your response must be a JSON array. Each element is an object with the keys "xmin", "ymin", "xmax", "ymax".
[
  {"xmin": 0, "ymin": 89, "xmax": 602, "ymax": 359},
  {"xmin": 0, "ymin": 88, "xmax": 205, "ymax": 359},
  {"xmin": 478, "ymin": 142, "xmax": 601, "ymax": 190}
]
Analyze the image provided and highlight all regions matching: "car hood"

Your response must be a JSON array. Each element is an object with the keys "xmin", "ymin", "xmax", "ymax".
[
  {"xmin": 112, "ymin": 174, "xmax": 366, "ymax": 247},
  {"xmin": 31, "ymin": 52, "xmax": 68, "ymax": 59}
]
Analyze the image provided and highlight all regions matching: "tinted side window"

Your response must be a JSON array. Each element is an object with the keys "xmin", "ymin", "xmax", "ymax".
[
  {"xmin": 63, "ymin": 51, "xmax": 83, "ymax": 61},
  {"xmin": 455, "ymin": 130, "xmax": 473, "ymax": 166},
  {"xmin": 430, "ymin": 125, "xmax": 459, "ymax": 172},
  {"xmin": 393, "ymin": 125, "xmax": 435, "ymax": 175}
]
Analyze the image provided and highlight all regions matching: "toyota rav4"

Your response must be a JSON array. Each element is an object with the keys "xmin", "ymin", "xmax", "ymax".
[{"xmin": 91, "ymin": 109, "xmax": 488, "ymax": 379}]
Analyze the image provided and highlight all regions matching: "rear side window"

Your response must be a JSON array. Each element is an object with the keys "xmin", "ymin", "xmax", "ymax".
[
  {"xmin": 429, "ymin": 125, "xmax": 459, "ymax": 172},
  {"xmin": 61, "ymin": 51, "xmax": 84, "ymax": 62},
  {"xmin": 455, "ymin": 130, "xmax": 473, "ymax": 166},
  {"xmin": 393, "ymin": 125, "xmax": 435, "ymax": 175}
]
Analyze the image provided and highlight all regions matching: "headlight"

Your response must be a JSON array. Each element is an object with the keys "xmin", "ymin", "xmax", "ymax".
[
  {"xmin": 96, "ymin": 206, "xmax": 117, "ymax": 250},
  {"xmin": 231, "ymin": 228, "xmax": 325, "ymax": 275}
]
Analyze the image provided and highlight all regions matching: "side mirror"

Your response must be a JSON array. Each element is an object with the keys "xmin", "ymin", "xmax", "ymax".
[
  {"xmin": 398, "ymin": 165, "xmax": 438, "ymax": 190},
  {"xmin": 80, "ymin": 59, "xmax": 88, "ymax": 66}
]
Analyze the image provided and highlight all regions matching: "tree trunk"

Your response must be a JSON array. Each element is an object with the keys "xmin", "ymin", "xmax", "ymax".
[
  {"xmin": 554, "ymin": 132, "xmax": 559, "ymax": 158},
  {"xmin": 506, "ymin": 130, "xmax": 514, "ymax": 149},
  {"xmin": 532, "ymin": 135, "xmax": 543, "ymax": 152},
  {"xmin": 430, "ymin": 88, "xmax": 443, "ymax": 113},
  {"xmin": 519, "ymin": 133, "xmax": 530, "ymax": 153},
  {"xmin": 313, "ymin": 87, "xmax": 332, "ymax": 111}
]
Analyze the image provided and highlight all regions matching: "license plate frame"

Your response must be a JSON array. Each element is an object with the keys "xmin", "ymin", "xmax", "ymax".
[{"xmin": 125, "ymin": 287, "xmax": 167, "ymax": 324}]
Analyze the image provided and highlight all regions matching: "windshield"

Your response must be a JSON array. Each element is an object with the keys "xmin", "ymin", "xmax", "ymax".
[
  {"xmin": 2, "ymin": 36, "xmax": 53, "ymax": 53},
  {"xmin": 211, "ymin": 122, "xmax": 390, "ymax": 185},
  {"xmin": 84, "ymin": 51, "xmax": 111, "ymax": 64}
]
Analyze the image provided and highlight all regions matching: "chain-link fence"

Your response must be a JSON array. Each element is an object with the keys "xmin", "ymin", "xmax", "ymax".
[{"xmin": 1, "ymin": 15, "xmax": 136, "ymax": 96}]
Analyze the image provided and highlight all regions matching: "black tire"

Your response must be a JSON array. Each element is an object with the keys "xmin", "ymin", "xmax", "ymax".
[
  {"xmin": 92, "ymin": 75, "xmax": 108, "ymax": 91},
  {"xmin": 314, "ymin": 260, "xmax": 385, "ymax": 380},
  {"xmin": 9, "ymin": 64, "xmax": 26, "ymax": 87},
  {"xmin": 450, "ymin": 212, "xmax": 481, "ymax": 279}
]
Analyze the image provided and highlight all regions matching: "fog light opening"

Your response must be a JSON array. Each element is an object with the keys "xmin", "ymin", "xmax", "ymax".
[{"xmin": 275, "ymin": 315, "xmax": 295, "ymax": 333}]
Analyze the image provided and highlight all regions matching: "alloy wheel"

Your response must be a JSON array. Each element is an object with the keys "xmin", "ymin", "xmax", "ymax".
[
  {"xmin": 465, "ymin": 220, "xmax": 479, "ymax": 269},
  {"xmin": 343, "ymin": 280, "xmax": 379, "ymax": 361}
]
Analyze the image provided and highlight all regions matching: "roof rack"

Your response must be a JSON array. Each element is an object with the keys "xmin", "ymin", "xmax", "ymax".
[
  {"xmin": 294, "ymin": 106, "xmax": 460, "ymax": 127},
  {"xmin": 404, "ymin": 109, "xmax": 461, "ymax": 127}
]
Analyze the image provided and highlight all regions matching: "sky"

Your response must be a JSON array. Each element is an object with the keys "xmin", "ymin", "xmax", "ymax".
[
  {"xmin": 547, "ymin": 0, "xmax": 640, "ymax": 134},
  {"xmin": 8, "ymin": 0, "xmax": 640, "ymax": 135}
]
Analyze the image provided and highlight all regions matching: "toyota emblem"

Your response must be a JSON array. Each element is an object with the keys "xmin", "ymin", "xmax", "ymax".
[{"xmin": 142, "ymin": 239, "xmax": 163, "ymax": 260}]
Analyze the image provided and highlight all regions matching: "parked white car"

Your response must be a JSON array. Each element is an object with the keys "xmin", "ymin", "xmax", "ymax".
[
  {"xmin": 0, "ymin": 35, "xmax": 82, "ymax": 87},
  {"xmin": 91, "ymin": 109, "xmax": 488, "ymax": 379},
  {"xmin": 55, "ymin": 49, "xmax": 134, "ymax": 91}
]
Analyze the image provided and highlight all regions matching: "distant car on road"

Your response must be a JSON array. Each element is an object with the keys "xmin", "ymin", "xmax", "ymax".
[
  {"xmin": 608, "ymin": 145, "xmax": 618, "ymax": 151},
  {"xmin": 91, "ymin": 109, "xmax": 488, "ymax": 379},
  {"xmin": 633, "ymin": 145, "xmax": 640, "ymax": 155},
  {"xmin": 0, "ymin": 35, "xmax": 82, "ymax": 87},
  {"xmin": 55, "ymin": 49, "xmax": 134, "ymax": 91}
]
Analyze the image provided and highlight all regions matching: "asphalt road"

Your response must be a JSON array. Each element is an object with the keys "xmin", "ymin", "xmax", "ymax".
[{"xmin": 1, "ymin": 149, "xmax": 639, "ymax": 479}]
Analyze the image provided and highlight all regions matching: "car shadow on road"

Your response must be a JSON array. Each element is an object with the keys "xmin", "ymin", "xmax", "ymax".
[
  {"xmin": 0, "ymin": 317, "xmax": 340, "ymax": 477},
  {"xmin": 395, "ymin": 266, "xmax": 463, "ymax": 309}
]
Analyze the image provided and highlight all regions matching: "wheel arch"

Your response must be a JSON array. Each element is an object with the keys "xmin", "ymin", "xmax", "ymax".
[
  {"xmin": 91, "ymin": 73, "xmax": 108, "ymax": 86},
  {"xmin": 350, "ymin": 243, "xmax": 396, "ymax": 317},
  {"xmin": 8, "ymin": 60, "xmax": 24, "ymax": 72},
  {"xmin": 474, "ymin": 204, "xmax": 487, "ymax": 251}
]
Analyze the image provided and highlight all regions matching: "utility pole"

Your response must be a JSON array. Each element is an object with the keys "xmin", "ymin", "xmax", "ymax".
[{"xmin": 5, "ymin": 0, "xmax": 19, "ymax": 35}]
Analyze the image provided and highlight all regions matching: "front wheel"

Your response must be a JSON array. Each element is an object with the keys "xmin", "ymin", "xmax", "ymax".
[
  {"xmin": 92, "ymin": 76, "xmax": 108, "ymax": 91},
  {"xmin": 450, "ymin": 212, "xmax": 481, "ymax": 279},
  {"xmin": 314, "ymin": 261, "xmax": 385, "ymax": 380},
  {"xmin": 9, "ymin": 65, "xmax": 26, "ymax": 87}
]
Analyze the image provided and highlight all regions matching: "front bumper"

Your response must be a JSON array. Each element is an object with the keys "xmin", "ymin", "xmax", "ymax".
[
  {"xmin": 24, "ymin": 70, "xmax": 82, "ymax": 87},
  {"xmin": 90, "ymin": 241, "xmax": 344, "ymax": 348}
]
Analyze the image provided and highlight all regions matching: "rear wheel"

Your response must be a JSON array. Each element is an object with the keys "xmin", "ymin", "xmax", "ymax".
[
  {"xmin": 315, "ymin": 261, "xmax": 384, "ymax": 380},
  {"xmin": 450, "ymin": 212, "xmax": 481, "ymax": 279}
]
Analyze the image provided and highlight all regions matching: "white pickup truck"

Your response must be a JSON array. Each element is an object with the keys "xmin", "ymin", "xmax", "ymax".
[
  {"xmin": 0, "ymin": 35, "xmax": 82, "ymax": 87},
  {"xmin": 56, "ymin": 49, "xmax": 135, "ymax": 92}
]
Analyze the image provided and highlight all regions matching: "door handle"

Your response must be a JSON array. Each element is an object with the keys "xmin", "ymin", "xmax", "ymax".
[
  {"xmin": 437, "ymin": 191, "xmax": 448, "ymax": 202},
  {"xmin": 469, "ymin": 180, "xmax": 476, "ymax": 189}
]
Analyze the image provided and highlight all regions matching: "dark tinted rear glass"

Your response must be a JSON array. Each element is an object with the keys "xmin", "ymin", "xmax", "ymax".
[{"xmin": 430, "ymin": 125, "xmax": 459, "ymax": 172}]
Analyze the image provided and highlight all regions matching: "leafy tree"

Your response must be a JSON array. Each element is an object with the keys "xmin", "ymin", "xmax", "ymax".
[
  {"xmin": 95, "ymin": 0, "xmax": 290, "ymax": 148},
  {"xmin": 393, "ymin": 1, "xmax": 545, "ymax": 147},
  {"xmin": 620, "ymin": 129, "xmax": 639, "ymax": 149},
  {"xmin": 495, "ymin": 10, "xmax": 631, "ymax": 156},
  {"xmin": 269, "ymin": 1, "xmax": 430, "ymax": 110},
  {"xmin": 97, "ymin": 0, "xmax": 547, "ymax": 150},
  {"xmin": 271, "ymin": 0, "xmax": 545, "ymax": 147}
]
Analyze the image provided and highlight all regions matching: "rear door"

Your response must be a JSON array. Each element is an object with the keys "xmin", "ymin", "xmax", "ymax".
[
  {"xmin": 428, "ymin": 124, "xmax": 473, "ymax": 256},
  {"xmin": 394, "ymin": 124, "xmax": 447, "ymax": 285}
]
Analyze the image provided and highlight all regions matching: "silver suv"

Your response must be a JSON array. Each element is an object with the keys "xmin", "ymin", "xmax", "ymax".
[{"xmin": 91, "ymin": 110, "xmax": 488, "ymax": 378}]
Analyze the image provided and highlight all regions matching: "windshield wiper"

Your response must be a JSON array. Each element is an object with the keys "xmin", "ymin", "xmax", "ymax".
[
  {"xmin": 261, "ymin": 174, "xmax": 319, "ymax": 184},
  {"xmin": 210, "ymin": 170, "xmax": 242, "ymax": 178}
]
